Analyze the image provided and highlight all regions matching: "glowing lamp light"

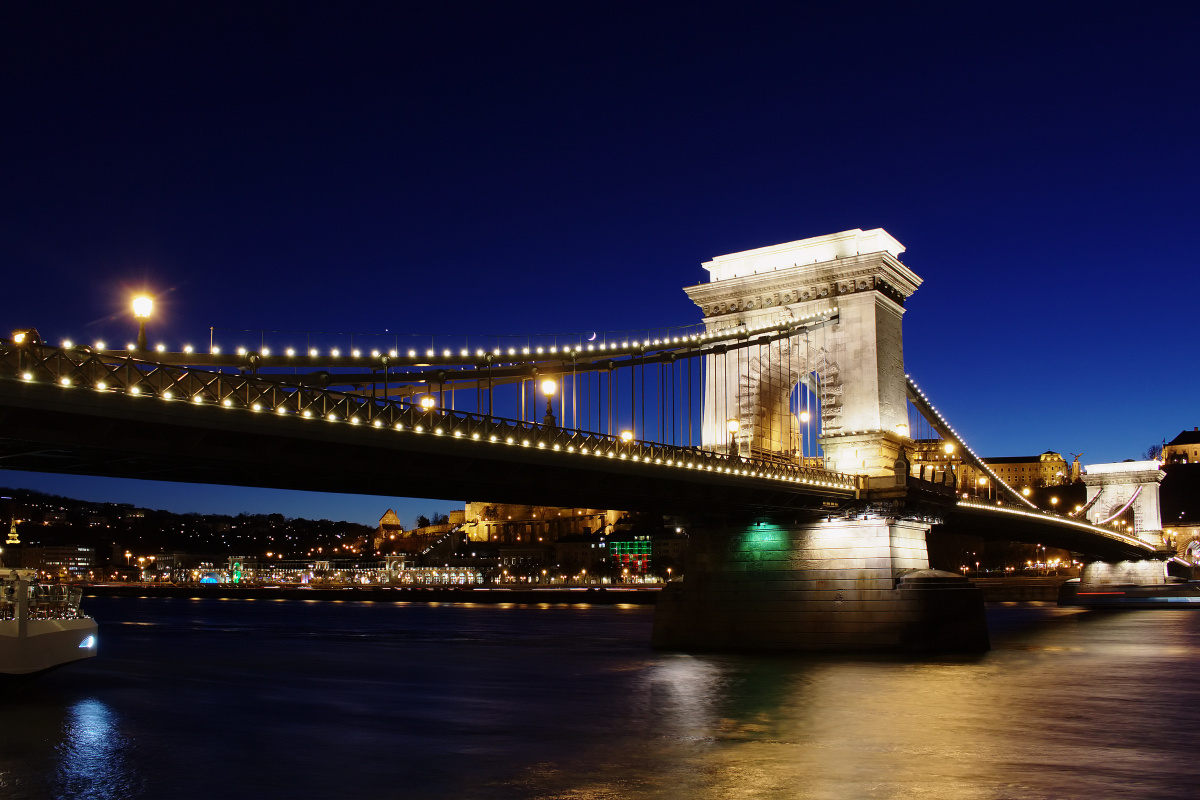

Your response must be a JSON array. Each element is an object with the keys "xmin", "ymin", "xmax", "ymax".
[
  {"xmin": 131, "ymin": 295, "xmax": 153, "ymax": 319},
  {"xmin": 943, "ymin": 443, "xmax": 956, "ymax": 454},
  {"xmin": 726, "ymin": 419, "xmax": 740, "ymax": 434},
  {"xmin": 895, "ymin": 423, "xmax": 909, "ymax": 437},
  {"xmin": 541, "ymin": 379, "xmax": 557, "ymax": 397},
  {"xmin": 620, "ymin": 430, "xmax": 633, "ymax": 442},
  {"xmin": 419, "ymin": 396, "xmax": 436, "ymax": 410},
  {"xmin": 798, "ymin": 410, "xmax": 810, "ymax": 423}
]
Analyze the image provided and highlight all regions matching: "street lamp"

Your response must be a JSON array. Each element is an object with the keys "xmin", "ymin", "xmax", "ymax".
[
  {"xmin": 541, "ymin": 379, "xmax": 557, "ymax": 427},
  {"xmin": 620, "ymin": 430, "xmax": 633, "ymax": 443},
  {"xmin": 419, "ymin": 395, "xmax": 436, "ymax": 411},
  {"xmin": 132, "ymin": 295, "xmax": 153, "ymax": 351},
  {"xmin": 727, "ymin": 418, "xmax": 740, "ymax": 457}
]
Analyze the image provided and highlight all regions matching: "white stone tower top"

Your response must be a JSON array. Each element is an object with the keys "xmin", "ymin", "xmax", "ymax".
[{"xmin": 702, "ymin": 228, "xmax": 906, "ymax": 283}]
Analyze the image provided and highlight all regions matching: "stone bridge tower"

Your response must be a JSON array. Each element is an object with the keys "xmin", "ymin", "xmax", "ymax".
[
  {"xmin": 684, "ymin": 229, "xmax": 921, "ymax": 477},
  {"xmin": 1082, "ymin": 460, "xmax": 1165, "ymax": 545}
]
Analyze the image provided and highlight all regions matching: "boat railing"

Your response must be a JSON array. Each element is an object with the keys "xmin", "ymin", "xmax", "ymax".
[{"xmin": 0, "ymin": 581, "xmax": 89, "ymax": 620}]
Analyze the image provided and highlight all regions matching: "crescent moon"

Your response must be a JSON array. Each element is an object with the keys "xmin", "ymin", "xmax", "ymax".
[{"xmin": 587, "ymin": 332, "xmax": 597, "ymax": 341}]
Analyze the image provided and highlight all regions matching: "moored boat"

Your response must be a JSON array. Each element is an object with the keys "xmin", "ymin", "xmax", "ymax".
[{"xmin": 0, "ymin": 569, "xmax": 97, "ymax": 676}]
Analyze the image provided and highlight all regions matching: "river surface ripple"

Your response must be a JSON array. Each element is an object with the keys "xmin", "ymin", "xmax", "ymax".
[{"xmin": 1, "ymin": 598, "xmax": 1197, "ymax": 800}]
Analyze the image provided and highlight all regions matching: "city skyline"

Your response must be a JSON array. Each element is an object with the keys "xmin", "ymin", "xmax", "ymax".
[{"xmin": 2, "ymin": 4, "xmax": 1195, "ymax": 524}]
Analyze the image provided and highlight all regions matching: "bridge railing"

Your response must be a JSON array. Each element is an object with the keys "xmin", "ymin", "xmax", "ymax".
[{"xmin": 0, "ymin": 342, "xmax": 858, "ymax": 492}]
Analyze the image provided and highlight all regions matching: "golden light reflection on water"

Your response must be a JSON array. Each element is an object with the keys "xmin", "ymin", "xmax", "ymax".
[{"xmin": 518, "ymin": 608, "xmax": 1200, "ymax": 800}]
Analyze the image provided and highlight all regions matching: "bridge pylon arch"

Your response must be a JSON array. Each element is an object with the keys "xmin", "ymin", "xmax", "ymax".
[{"xmin": 685, "ymin": 229, "xmax": 921, "ymax": 479}]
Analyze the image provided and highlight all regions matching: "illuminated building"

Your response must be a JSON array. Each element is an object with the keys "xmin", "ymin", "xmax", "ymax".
[
  {"xmin": 606, "ymin": 532, "xmax": 652, "ymax": 575},
  {"xmin": 1163, "ymin": 428, "xmax": 1200, "ymax": 464},
  {"xmin": 908, "ymin": 442, "xmax": 1074, "ymax": 490}
]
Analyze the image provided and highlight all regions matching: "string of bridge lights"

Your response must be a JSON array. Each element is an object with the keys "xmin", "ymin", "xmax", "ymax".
[
  {"xmin": 55, "ymin": 307, "xmax": 840, "ymax": 364},
  {"xmin": 905, "ymin": 375, "xmax": 1037, "ymax": 510},
  {"xmin": 13, "ymin": 348, "xmax": 857, "ymax": 494}
]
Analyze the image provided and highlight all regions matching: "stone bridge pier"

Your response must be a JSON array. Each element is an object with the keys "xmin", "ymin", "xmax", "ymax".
[{"xmin": 652, "ymin": 514, "xmax": 989, "ymax": 652}]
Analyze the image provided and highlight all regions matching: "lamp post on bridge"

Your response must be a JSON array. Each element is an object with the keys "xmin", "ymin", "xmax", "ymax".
[
  {"xmin": 727, "ymin": 418, "xmax": 740, "ymax": 458},
  {"xmin": 132, "ymin": 294, "xmax": 153, "ymax": 352},
  {"xmin": 541, "ymin": 379, "xmax": 557, "ymax": 428}
]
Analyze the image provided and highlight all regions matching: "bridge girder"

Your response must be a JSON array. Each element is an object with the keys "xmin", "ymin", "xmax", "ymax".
[{"xmin": 0, "ymin": 377, "xmax": 854, "ymax": 516}]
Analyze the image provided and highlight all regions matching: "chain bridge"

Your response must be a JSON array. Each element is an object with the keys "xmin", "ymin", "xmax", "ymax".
[{"xmin": 0, "ymin": 229, "xmax": 1172, "ymax": 651}]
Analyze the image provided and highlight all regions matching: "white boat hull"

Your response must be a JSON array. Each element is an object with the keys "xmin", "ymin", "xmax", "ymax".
[{"xmin": 0, "ymin": 617, "xmax": 98, "ymax": 675}]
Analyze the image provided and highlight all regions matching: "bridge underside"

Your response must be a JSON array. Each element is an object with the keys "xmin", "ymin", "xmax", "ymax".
[
  {"xmin": 0, "ymin": 380, "xmax": 852, "ymax": 516},
  {"xmin": 932, "ymin": 505, "xmax": 1159, "ymax": 562}
]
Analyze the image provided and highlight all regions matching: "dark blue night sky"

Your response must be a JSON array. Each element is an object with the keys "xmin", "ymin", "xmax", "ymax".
[{"xmin": 2, "ymin": 3, "xmax": 1196, "ymax": 525}]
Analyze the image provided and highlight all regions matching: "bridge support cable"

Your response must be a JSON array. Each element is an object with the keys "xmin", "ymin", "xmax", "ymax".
[
  {"xmin": 904, "ymin": 375, "xmax": 1037, "ymax": 509},
  {"xmin": 1069, "ymin": 488, "xmax": 1103, "ymax": 518}
]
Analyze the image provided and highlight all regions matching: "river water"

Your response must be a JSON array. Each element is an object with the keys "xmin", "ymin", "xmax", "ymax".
[{"xmin": 1, "ymin": 597, "xmax": 1198, "ymax": 799}]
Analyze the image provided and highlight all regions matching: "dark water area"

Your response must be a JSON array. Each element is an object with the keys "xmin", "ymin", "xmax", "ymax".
[{"xmin": 2, "ymin": 598, "xmax": 1199, "ymax": 800}]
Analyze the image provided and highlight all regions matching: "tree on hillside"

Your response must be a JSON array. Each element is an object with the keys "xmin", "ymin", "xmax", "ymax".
[
  {"xmin": 415, "ymin": 514, "xmax": 431, "ymax": 529},
  {"xmin": 1143, "ymin": 443, "xmax": 1164, "ymax": 461}
]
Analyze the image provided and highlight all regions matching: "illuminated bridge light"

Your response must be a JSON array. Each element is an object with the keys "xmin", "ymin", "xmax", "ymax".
[
  {"xmin": 221, "ymin": 398, "xmax": 231, "ymax": 406},
  {"xmin": 408, "ymin": 350, "xmax": 416, "ymax": 357},
  {"xmin": 96, "ymin": 381, "xmax": 107, "ymax": 390},
  {"xmin": 327, "ymin": 413, "xmax": 337, "ymax": 421},
  {"xmin": 414, "ymin": 425, "xmax": 424, "ymax": 432},
  {"xmin": 389, "ymin": 350, "xmax": 398, "ymax": 357},
  {"xmin": 310, "ymin": 349, "xmax": 319, "ymax": 356},
  {"xmin": 472, "ymin": 433, "xmax": 480, "ymax": 440},
  {"xmin": 95, "ymin": 341, "xmax": 105, "ymax": 349},
  {"xmin": 261, "ymin": 347, "xmax": 271, "ymax": 356},
  {"xmin": 278, "ymin": 406, "xmax": 288, "ymax": 414},
  {"xmin": 252, "ymin": 403, "xmax": 261, "ymax": 411},
  {"xmin": 237, "ymin": 347, "xmax": 247, "ymax": 355},
  {"xmin": 303, "ymin": 410, "xmax": 312, "ymax": 418},
  {"xmin": 163, "ymin": 390, "xmax": 173, "ymax": 399},
  {"xmin": 129, "ymin": 386, "xmax": 140, "ymax": 395},
  {"xmin": 211, "ymin": 346, "xmax": 221, "ymax": 354},
  {"xmin": 60, "ymin": 377, "xmax": 71, "ymax": 386},
  {"xmin": 331, "ymin": 349, "xmax": 340, "ymax": 357},
  {"xmin": 374, "ymin": 419, "xmax": 383, "ymax": 427},
  {"xmin": 352, "ymin": 350, "xmax": 361, "ymax": 357}
]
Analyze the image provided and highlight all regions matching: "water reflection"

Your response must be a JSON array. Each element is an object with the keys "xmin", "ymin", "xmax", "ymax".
[
  {"xmin": 53, "ymin": 698, "xmax": 142, "ymax": 799},
  {"xmin": 3, "ymin": 599, "xmax": 1200, "ymax": 799}
]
